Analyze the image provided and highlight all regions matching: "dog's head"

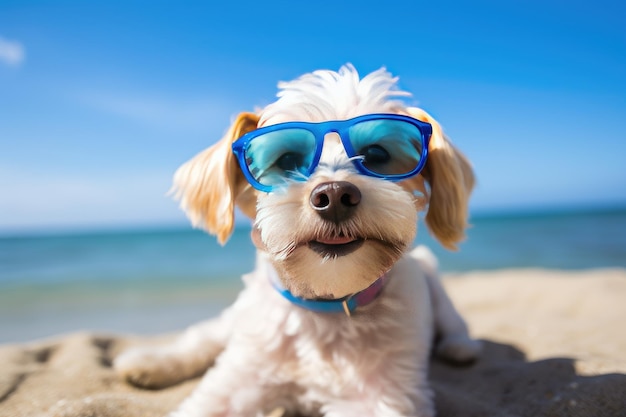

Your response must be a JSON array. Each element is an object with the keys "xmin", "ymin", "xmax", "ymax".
[{"xmin": 172, "ymin": 65, "xmax": 474, "ymax": 299}]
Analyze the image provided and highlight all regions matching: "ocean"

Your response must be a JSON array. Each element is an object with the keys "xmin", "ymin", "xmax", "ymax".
[{"xmin": 1, "ymin": 207, "xmax": 625, "ymax": 344}]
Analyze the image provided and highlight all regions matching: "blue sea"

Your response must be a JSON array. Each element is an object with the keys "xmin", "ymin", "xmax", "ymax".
[{"xmin": 1, "ymin": 207, "xmax": 625, "ymax": 344}]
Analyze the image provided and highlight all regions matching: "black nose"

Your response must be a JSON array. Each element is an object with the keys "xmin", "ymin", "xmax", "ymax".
[{"xmin": 309, "ymin": 181, "xmax": 361, "ymax": 222}]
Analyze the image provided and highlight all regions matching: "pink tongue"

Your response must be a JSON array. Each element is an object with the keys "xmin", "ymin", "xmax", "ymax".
[{"xmin": 316, "ymin": 236, "xmax": 355, "ymax": 245}]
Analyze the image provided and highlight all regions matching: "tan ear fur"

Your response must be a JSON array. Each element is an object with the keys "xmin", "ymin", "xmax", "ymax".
[
  {"xmin": 171, "ymin": 112, "xmax": 260, "ymax": 245},
  {"xmin": 406, "ymin": 107, "xmax": 475, "ymax": 250}
]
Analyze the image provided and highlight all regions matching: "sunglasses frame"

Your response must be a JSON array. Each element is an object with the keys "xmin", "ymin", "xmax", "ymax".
[{"xmin": 231, "ymin": 113, "xmax": 432, "ymax": 192}]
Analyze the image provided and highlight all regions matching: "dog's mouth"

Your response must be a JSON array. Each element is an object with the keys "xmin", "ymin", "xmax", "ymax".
[{"xmin": 308, "ymin": 235, "xmax": 364, "ymax": 257}]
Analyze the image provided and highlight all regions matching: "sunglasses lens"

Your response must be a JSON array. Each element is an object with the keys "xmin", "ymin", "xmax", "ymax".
[
  {"xmin": 347, "ymin": 119, "xmax": 425, "ymax": 176},
  {"xmin": 244, "ymin": 128, "xmax": 316, "ymax": 187}
]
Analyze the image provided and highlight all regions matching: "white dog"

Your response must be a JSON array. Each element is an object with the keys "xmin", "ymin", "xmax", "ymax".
[{"xmin": 114, "ymin": 64, "xmax": 481, "ymax": 417}]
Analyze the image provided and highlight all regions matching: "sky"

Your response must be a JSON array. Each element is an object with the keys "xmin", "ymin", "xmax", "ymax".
[{"xmin": 0, "ymin": 0, "xmax": 625, "ymax": 234}]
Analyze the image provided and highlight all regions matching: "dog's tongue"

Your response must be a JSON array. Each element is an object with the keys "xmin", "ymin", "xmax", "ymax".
[{"xmin": 316, "ymin": 236, "xmax": 355, "ymax": 245}]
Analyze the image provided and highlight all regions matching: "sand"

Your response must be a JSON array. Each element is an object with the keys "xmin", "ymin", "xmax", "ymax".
[{"xmin": 1, "ymin": 268, "xmax": 625, "ymax": 417}]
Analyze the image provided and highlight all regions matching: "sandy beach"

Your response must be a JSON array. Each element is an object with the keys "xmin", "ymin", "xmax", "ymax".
[{"xmin": 1, "ymin": 268, "xmax": 625, "ymax": 417}]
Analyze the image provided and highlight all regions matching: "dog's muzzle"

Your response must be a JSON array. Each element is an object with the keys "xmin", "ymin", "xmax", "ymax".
[{"xmin": 309, "ymin": 181, "xmax": 361, "ymax": 223}]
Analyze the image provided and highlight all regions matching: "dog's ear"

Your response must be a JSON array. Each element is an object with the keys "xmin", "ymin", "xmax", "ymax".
[
  {"xmin": 171, "ymin": 112, "xmax": 259, "ymax": 245},
  {"xmin": 406, "ymin": 107, "xmax": 475, "ymax": 250}
]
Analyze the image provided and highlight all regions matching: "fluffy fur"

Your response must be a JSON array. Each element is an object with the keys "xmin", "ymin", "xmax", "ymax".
[{"xmin": 114, "ymin": 64, "xmax": 481, "ymax": 417}]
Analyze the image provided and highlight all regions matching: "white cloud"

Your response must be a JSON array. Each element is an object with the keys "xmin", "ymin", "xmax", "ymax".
[
  {"xmin": 0, "ymin": 167, "xmax": 185, "ymax": 234},
  {"xmin": 0, "ymin": 36, "xmax": 25, "ymax": 67},
  {"xmin": 79, "ymin": 91, "xmax": 240, "ymax": 133}
]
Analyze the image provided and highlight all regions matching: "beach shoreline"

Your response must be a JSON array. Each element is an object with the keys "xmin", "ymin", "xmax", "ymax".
[{"xmin": 1, "ymin": 268, "xmax": 625, "ymax": 416}]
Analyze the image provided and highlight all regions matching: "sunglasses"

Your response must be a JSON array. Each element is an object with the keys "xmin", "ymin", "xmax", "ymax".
[{"xmin": 232, "ymin": 113, "xmax": 432, "ymax": 192}]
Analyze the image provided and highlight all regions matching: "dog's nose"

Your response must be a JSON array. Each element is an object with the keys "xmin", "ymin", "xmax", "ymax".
[{"xmin": 309, "ymin": 181, "xmax": 361, "ymax": 222}]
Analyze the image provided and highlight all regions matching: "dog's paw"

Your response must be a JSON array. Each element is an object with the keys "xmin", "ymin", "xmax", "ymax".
[
  {"xmin": 435, "ymin": 335, "xmax": 482, "ymax": 364},
  {"xmin": 114, "ymin": 346, "xmax": 188, "ymax": 389}
]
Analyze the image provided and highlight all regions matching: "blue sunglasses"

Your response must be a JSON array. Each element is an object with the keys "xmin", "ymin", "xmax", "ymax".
[{"xmin": 232, "ymin": 113, "xmax": 432, "ymax": 192}]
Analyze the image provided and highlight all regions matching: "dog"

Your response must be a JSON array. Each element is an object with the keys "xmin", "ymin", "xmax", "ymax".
[{"xmin": 114, "ymin": 64, "xmax": 481, "ymax": 417}]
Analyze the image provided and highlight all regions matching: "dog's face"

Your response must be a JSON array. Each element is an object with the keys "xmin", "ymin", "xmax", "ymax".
[
  {"xmin": 251, "ymin": 145, "xmax": 421, "ymax": 299},
  {"xmin": 172, "ymin": 65, "xmax": 474, "ymax": 299}
]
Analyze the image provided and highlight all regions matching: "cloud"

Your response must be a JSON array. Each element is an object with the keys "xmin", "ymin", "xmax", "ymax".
[
  {"xmin": 79, "ymin": 91, "xmax": 239, "ymax": 133},
  {"xmin": 0, "ymin": 167, "xmax": 184, "ymax": 234},
  {"xmin": 0, "ymin": 36, "xmax": 25, "ymax": 67}
]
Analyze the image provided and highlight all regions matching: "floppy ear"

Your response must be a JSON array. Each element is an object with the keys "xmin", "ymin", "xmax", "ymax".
[
  {"xmin": 406, "ymin": 107, "xmax": 475, "ymax": 250},
  {"xmin": 171, "ymin": 112, "xmax": 260, "ymax": 245}
]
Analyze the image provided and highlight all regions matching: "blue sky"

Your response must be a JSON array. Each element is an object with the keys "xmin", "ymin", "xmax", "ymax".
[{"xmin": 1, "ymin": 0, "xmax": 625, "ymax": 233}]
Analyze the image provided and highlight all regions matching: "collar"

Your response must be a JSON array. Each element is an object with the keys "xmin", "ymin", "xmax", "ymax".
[{"xmin": 270, "ymin": 272, "xmax": 391, "ymax": 317}]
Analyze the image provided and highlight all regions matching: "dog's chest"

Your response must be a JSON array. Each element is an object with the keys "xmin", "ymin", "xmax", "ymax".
[{"xmin": 268, "ymin": 311, "xmax": 405, "ymax": 397}]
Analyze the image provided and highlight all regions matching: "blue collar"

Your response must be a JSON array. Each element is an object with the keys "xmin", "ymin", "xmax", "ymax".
[{"xmin": 271, "ymin": 272, "xmax": 390, "ymax": 317}]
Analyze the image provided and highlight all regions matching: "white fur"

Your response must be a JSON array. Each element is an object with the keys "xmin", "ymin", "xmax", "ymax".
[
  {"xmin": 260, "ymin": 64, "xmax": 410, "ymax": 125},
  {"xmin": 114, "ymin": 64, "xmax": 481, "ymax": 417}
]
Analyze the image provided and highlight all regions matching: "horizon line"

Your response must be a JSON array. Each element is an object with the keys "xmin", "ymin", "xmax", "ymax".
[{"xmin": 2, "ymin": 200, "xmax": 625, "ymax": 239}]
